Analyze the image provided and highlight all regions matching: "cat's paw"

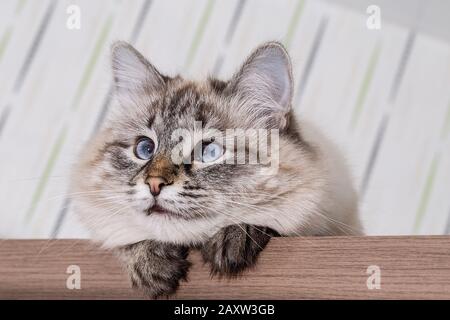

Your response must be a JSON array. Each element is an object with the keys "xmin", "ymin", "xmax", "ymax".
[
  {"xmin": 201, "ymin": 224, "xmax": 274, "ymax": 277},
  {"xmin": 118, "ymin": 240, "xmax": 191, "ymax": 299}
]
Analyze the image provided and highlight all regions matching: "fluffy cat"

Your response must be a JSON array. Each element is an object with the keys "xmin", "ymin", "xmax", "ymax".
[{"xmin": 71, "ymin": 41, "xmax": 362, "ymax": 298}]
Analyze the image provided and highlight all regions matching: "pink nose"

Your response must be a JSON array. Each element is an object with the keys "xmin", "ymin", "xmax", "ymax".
[{"xmin": 146, "ymin": 177, "xmax": 167, "ymax": 196}]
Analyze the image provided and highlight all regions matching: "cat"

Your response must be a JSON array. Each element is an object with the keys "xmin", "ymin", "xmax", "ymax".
[{"xmin": 71, "ymin": 41, "xmax": 362, "ymax": 298}]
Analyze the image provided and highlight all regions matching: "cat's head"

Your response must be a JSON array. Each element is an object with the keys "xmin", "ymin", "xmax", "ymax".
[{"xmin": 71, "ymin": 41, "xmax": 318, "ymax": 248}]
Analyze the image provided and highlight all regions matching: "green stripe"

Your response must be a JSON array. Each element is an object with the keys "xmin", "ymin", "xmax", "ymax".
[
  {"xmin": 350, "ymin": 42, "xmax": 381, "ymax": 129},
  {"xmin": 440, "ymin": 101, "xmax": 450, "ymax": 139},
  {"xmin": 413, "ymin": 155, "xmax": 440, "ymax": 233},
  {"xmin": 184, "ymin": 0, "xmax": 216, "ymax": 70},
  {"xmin": 283, "ymin": 0, "xmax": 306, "ymax": 49},
  {"xmin": 24, "ymin": 127, "xmax": 68, "ymax": 222},
  {"xmin": 71, "ymin": 15, "xmax": 113, "ymax": 110},
  {"xmin": 15, "ymin": 0, "xmax": 27, "ymax": 15},
  {"xmin": 0, "ymin": 27, "xmax": 13, "ymax": 63}
]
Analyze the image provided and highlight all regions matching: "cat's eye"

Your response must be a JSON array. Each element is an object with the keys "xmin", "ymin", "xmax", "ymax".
[
  {"xmin": 201, "ymin": 142, "xmax": 223, "ymax": 163},
  {"xmin": 134, "ymin": 137, "xmax": 155, "ymax": 160}
]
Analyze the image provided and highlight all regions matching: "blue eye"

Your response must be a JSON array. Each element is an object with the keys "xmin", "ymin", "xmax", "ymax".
[
  {"xmin": 134, "ymin": 137, "xmax": 155, "ymax": 160},
  {"xmin": 202, "ymin": 142, "xmax": 223, "ymax": 163}
]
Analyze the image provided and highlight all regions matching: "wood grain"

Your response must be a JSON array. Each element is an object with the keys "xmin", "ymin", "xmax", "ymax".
[{"xmin": 0, "ymin": 237, "xmax": 450, "ymax": 299}]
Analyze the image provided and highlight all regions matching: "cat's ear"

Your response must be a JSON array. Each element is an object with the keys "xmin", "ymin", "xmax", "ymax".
[
  {"xmin": 111, "ymin": 41, "xmax": 164, "ymax": 105},
  {"xmin": 227, "ymin": 42, "xmax": 293, "ymax": 128}
]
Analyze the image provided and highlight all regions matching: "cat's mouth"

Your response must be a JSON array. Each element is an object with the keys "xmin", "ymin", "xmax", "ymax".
[{"xmin": 147, "ymin": 203, "xmax": 176, "ymax": 216}]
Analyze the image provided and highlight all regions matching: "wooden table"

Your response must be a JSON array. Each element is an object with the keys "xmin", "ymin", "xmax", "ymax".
[{"xmin": 1, "ymin": 237, "xmax": 449, "ymax": 299}]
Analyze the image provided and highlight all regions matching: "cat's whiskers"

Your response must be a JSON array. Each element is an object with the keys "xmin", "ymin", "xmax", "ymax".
[
  {"xmin": 205, "ymin": 197, "xmax": 315, "ymax": 242},
  {"xmin": 33, "ymin": 200, "xmax": 131, "ymax": 261},
  {"xmin": 48, "ymin": 194, "xmax": 130, "ymax": 213},
  {"xmin": 44, "ymin": 188, "xmax": 129, "ymax": 203},
  {"xmin": 206, "ymin": 196, "xmax": 295, "ymax": 228},
  {"xmin": 50, "ymin": 197, "xmax": 126, "ymax": 218},
  {"xmin": 82, "ymin": 201, "xmax": 135, "ymax": 233},
  {"xmin": 7, "ymin": 175, "xmax": 69, "ymax": 182},
  {"xmin": 190, "ymin": 202, "xmax": 266, "ymax": 250},
  {"xmin": 32, "ymin": 196, "xmax": 131, "ymax": 260},
  {"xmin": 142, "ymin": 198, "xmax": 265, "ymax": 250},
  {"xmin": 216, "ymin": 192, "xmax": 360, "ymax": 235},
  {"xmin": 51, "ymin": 205, "xmax": 134, "ymax": 258}
]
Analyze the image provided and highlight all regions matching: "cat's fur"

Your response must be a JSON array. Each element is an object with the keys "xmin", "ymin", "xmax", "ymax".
[{"xmin": 71, "ymin": 41, "xmax": 362, "ymax": 298}]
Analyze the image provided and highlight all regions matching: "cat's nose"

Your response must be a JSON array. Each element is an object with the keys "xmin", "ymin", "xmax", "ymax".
[{"xmin": 146, "ymin": 176, "xmax": 168, "ymax": 196}]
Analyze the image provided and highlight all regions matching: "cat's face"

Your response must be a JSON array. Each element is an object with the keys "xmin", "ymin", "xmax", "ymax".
[{"xmin": 72, "ymin": 42, "xmax": 313, "ymax": 248}]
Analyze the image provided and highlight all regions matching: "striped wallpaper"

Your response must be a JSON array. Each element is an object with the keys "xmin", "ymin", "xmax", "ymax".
[{"xmin": 0, "ymin": 0, "xmax": 449, "ymax": 238}]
